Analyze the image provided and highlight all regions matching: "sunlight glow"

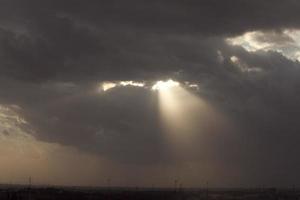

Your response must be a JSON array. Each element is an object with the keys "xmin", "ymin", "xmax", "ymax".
[
  {"xmin": 101, "ymin": 81, "xmax": 146, "ymax": 92},
  {"xmin": 101, "ymin": 82, "xmax": 117, "ymax": 91},
  {"xmin": 151, "ymin": 80, "xmax": 180, "ymax": 91},
  {"xmin": 155, "ymin": 83, "xmax": 207, "ymax": 156},
  {"xmin": 154, "ymin": 81, "xmax": 232, "ymax": 160},
  {"xmin": 119, "ymin": 81, "xmax": 145, "ymax": 87},
  {"xmin": 100, "ymin": 79, "xmax": 200, "ymax": 93}
]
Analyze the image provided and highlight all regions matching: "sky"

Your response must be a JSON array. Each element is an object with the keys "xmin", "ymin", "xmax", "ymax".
[{"xmin": 0, "ymin": 0, "xmax": 300, "ymax": 188}]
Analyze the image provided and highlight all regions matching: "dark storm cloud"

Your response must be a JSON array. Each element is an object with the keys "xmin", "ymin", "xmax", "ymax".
[
  {"xmin": 1, "ymin": 0, "xmax": 300, "ymax": 186},
  {"xmin": 1, "ymin": 0, "xmax": 300, "ymax": 82},
  {"xmin": 21, "ymin": 0, "xmax": 300, "ymax": 34}
]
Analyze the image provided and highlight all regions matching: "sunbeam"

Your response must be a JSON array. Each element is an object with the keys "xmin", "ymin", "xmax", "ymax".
[{"xmin": 154, "ymin": 80, "xmax": 231, "ymax": 159}]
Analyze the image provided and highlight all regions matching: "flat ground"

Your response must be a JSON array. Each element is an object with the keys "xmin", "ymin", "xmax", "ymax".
[{"xmin": 0, "ymin": 186, "xmax": 299, "ymax": 200}]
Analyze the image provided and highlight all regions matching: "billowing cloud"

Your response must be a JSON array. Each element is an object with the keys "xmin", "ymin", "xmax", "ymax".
[{"xmin": 227, "ymin": 30, "xmax": 300, "ymax": 61}]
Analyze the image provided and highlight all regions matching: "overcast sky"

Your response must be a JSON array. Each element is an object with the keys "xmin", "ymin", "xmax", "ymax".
[{"xmin": 1, "ymin": 0, "xmax": 300, "ymax": 187}]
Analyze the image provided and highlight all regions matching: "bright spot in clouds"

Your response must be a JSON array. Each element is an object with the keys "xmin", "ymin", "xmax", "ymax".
[
  {"xmin": 119, "ymin": 81, "xmax": 145, "ymax": 87},
  {"xmin": 100, "ymin": 79, "xmax": 186, "ymax": 92},
  {"xmin": 230, "ymin": 56, "xmax": 262, "ymax": 73},
  {"xmin": 101, "ymin": 81, "xmax": 145, "ymax": 91},
  {"xmin": 226, "ymin": 29, "xmax": 300, "ymax": 61},
  {"xmin": 151, "ymin": 80, "xmax": 180, "ymax": 91},
  {"xmin": 102, "ymin": 82, "xmax": 117, "ymax": 91}
]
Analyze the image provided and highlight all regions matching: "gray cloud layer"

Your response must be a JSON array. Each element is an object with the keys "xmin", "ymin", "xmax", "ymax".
[{"xmin": 1, "ymin": 0, "xmax": 300, "ymax": 186}]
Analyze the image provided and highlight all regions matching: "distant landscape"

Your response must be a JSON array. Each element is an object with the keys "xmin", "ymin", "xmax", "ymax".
[{"xmin": 0, "ymin": 185, "xmax": 299, "ymax": 200}]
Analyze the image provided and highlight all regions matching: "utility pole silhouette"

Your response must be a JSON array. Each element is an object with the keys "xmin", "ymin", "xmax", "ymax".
[
  {"xmin": 28, "ymin": 176, "xmax": 32, "ymax": 189},
  {"xmin": 179, "ymin": 183, "xmax": 183, "ymax": 191},
  {"xmin": 28, "ymin": 176, "xmax": 32, "ymax": 200},
  {"xmin": 206, "ymin": 181, "xmax": 209, "ymax": 200},
  {"xmin": 107, "ymin": 178, "xmax": 111, "ymax": 190},
  {"xmin": 174, "ymin": 179, "xmax": 178, "ymax": 192}
]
